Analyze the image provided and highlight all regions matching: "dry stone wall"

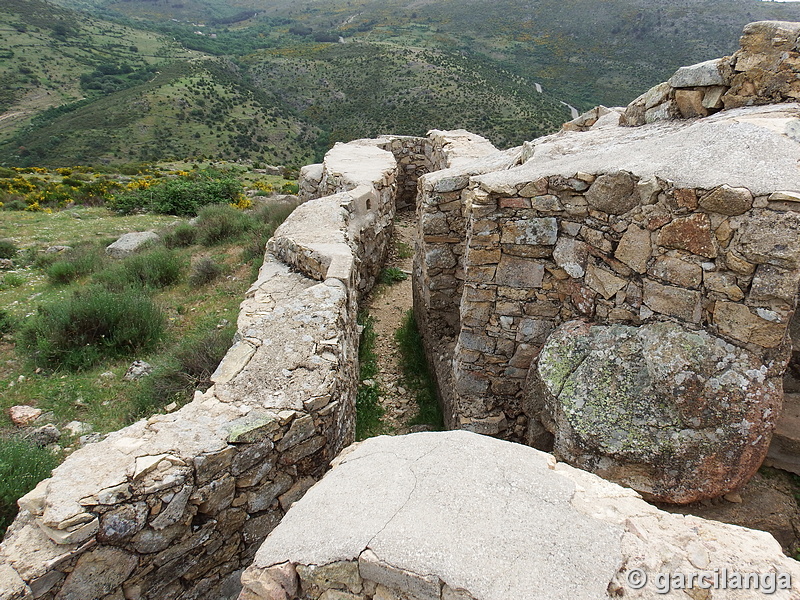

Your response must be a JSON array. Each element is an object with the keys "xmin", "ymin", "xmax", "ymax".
[
  {"xmin": 0, "ymin": 141, "xmax": 399, "ymax": 600},
  {"xmin": 414, "ymin": 22, "xmax": 800, "ymax": 501}
]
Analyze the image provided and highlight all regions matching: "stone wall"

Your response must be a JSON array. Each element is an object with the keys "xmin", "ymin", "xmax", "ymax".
[
  {"xmin": 414, "ymin": 22, "xmax": 800, "ymax": 494},
  {"xmin": 0, "ymin": 142, "xmax": 399, "ymax": 600}
]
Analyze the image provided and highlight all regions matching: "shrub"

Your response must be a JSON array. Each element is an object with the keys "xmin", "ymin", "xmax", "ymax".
[
  {"xmin": 0, "ymin": 437, "xmax": 58, "ymax": 535},
  {"xmin": 280, "ymin": 181, "xmax": 299, "ymax": 195},
  {"xmin": 95, "ymin": 249, "xmax": 184, "ymax": 291},
  {"xmin": 110, "ymin": 172, "xmax": 244, "ymax": 216},
  {"xmin": 189, "ymin": 258, "xmax": 222, "ymax": 287},
  {"xmin": 130, "ymin": 326, "xmax": 233, "ymax": 419},
  {"xmin": 162, "ymin": 223, "xmax": 197, "ymax": 248},
  {"xmin": 45, "ymin": 245, "xmax": 103, "ymax": 285},
  {"xmin": 1, "ymin": 273, "xmax": 24, "ymax": 289},
  {"xmin": 194, "ymin": 204, "xmax": 254, "ymax": 246},
  {"xmin": 0, "ymin": 239, "xmax": 17, "ymax": 259},
  {"xmin": 0, "ymin": 309, "xmax": 13, "ymax": 338},
  {"xmin": 19, "ymin": 287, "xmax": 165, "ymax": 370}
]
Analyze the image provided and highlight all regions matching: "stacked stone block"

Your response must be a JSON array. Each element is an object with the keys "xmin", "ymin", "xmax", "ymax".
[
  {"xmin": 450, "ymin": 165, "xmax": 800, "ymax": 443},
  {"xmin": 622, "ymin": 20, "xmax": 800, "ymax": 126}
]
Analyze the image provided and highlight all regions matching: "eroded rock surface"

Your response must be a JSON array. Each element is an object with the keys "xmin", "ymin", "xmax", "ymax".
[
  {"xmin": 531, "ymin": 320, "xmax": 782, "ymax": 503},
  {"xmin": 239, "ymin": 431, "xmax": 800, "ymax": 600}
]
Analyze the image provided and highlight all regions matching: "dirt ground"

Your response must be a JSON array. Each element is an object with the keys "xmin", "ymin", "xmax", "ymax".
[{"xmin": 361, "ymin": 211, "xmax": 419, "ymax": 434}]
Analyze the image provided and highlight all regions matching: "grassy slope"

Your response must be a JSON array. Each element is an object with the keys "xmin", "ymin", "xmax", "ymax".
[
  {"xmin": 0, "ymin": 59, "xmax": 317, "ymax": 167},
  {"xmin": 245, "ymin": 41, "xmax": 568, "ymax": 150},
  {"xmin": 0, "ymin": 0, "xmax": 195, "ymax": 137},
  {"xmin": 45, "ymin": 0, "xmax": 800, "ymax": 107}
]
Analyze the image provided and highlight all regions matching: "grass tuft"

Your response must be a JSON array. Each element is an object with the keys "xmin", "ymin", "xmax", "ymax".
[
  {"xmin": 379, "ymin": 267, "xmax": 408, "ymax": 285},
  {"xmin": 395, "ymin": 310, "xmax": 443, "ymax": 429},
  {"xmin": 0, "ymin": 437, "xmax": 58, "ymax": 536},
  {"xmin": 130, "ymin": 326, "xmax": 233, "ymax": 420},
  {"xmin": 356, "ymin": 310, "xmax": 385, "ymax": 440},
  {"xmin": 195, "ymin": 204, "xmax": 254, "ymax": 246},
  {"xmin": 188, "ymin": 258, "xmax": 222, "ymax": 288},
  {"xmin": 19, "ymin": 287, "xmax": 165, "ymax": 371},
  {"xmin": 95, "ymin": 248, "xmax": 184, "ymax": 291}
]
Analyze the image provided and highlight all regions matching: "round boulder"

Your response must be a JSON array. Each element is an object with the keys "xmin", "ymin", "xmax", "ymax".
[{"xmin": 532, "ymin": 320, "xmax": 781, "ymax": 503}]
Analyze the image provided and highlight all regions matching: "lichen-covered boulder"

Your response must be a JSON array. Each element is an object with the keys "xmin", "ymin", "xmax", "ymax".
[{"xmin": 529, "ymin": 320, "xmax": 782, "ymax": 504}]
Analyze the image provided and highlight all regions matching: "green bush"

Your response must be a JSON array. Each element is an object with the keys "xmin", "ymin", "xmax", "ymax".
[
  {"xmin": 130, "ymin": 326, "xmax": 233, "ymax": 419},
  {"xmin": 0, "ymin": 309, "xmax": 13, "ymax": 338},
  {"xmin": 0, "ymin": 239, "xmax": 17, "ymax": 259},
  {"xmin": 110, "ymin": 172, "xmax": 244, "ymax": 216},
  {"xmin": 189, "ymin": 258, "xmax": 222, "ymax": 287},
  {"xmin": 195, "ymin": 204, "xmax": 254, "ymax": 246},
  {"xmin": 19, "ymin": 287, "xmax": 165, "ymax": 371},
  {"xmin": 163, "ymin": 223, "xmax": 197, "ymax": 248},
  {"xmin": 45, "ymin": 246, "xmax": 103, "ymax": 285},
  {"xmin": 95, "ymin": 249, "xmax": 184, "ymax": 291},
  {"xmin": 0, "ymin": 437, "xmax": 58, "ymax": 536},
  {"xmin": 280, "ymin": 181, "xmax": 299, "ymax": 195},
  {"xmin": 1, "ymin": 273, "xmax": 24, "ymax": 289}
]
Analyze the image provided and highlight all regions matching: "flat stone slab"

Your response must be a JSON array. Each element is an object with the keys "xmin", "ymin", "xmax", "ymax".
[
  {"xmin": 476, "ymin": 104, "xmax": 800, "ymax": 196},
  {"xmin": 245, "ymin": 431, "xmax": 800, "ymax": 600},
  {"xmin": 324, "ymin": 143, "xmax": 398, "ymax": 188}
]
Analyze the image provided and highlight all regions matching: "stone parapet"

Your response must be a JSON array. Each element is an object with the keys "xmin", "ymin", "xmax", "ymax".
[
  {"xmin": 619, "ymin": 20, "xmax": 800, "ymax": 127},
  {"xmin": 427, "ymin": 103, "xmax": 800, "ymax": 448},
  {"xmin": 0, "ymin": 143, "xmax": 400, "ymax": 600},
  {"xmin": 238, "ymin": 431, "xmax": 800, "ymax": 600}
]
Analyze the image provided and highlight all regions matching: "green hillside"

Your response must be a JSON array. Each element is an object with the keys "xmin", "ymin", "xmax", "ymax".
[
  {"xmin": 39, "ymin": 0, "xmax": 800, "ymax": 107},
  {"xmin": 245, "ymin": 42, "xmax": 568, "ymax": 152},
  {"xmin": 4, "ymin": 0, "xmax": 800, "ymax": 167},
  {"xmin": 0, "ymin": 59, "xmax": 318, "ymax": 166},
  {"xmin": 0, "ymin": 0, "xmax": 195, "ymax": 139}
]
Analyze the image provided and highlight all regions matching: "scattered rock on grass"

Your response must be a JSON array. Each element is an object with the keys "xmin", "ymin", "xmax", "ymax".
[
  {"xmin": 124, "ymin": 360, "xmax": 153, "ymax": 381},
  {"xmin": 8, "ymin": 405, "xmax": 42, "ymax": 426},
  {"xmin": 28, "ymin": 424, "xmax": 61, "ymax": 447}
]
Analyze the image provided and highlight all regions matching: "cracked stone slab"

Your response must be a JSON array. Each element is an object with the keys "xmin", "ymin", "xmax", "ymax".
[
  {"xmin": 250, "ymin": 431, "xmax": 623, "ymax": 600},
  {"xmin": 247, "ymin": 431, "xmax": 800, "ymax": 600}
]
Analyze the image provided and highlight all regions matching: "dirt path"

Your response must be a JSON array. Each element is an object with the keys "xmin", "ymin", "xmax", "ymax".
[{"xmin": 363, "ymin": 210, "xmax": 417, "ymax": 433}]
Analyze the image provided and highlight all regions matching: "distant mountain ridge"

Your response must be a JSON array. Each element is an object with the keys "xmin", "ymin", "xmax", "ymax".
[{"xmin": 3, "ymin": 0, "xmax": 800, "ymax": 166}]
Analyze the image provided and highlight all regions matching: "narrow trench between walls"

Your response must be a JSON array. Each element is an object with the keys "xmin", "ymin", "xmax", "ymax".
[{"xmin": 356, "ymin": 210, "xmax": 443, "ymax": 439}]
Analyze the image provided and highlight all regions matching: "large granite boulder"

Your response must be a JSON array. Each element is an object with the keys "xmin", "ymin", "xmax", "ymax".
[
  {"xmin": 529, "ymin": 320, "xmax": 782, "ymax": 504},
  {"xmin": 105, "ymin": 231, "xmax": 160, "ymax": 258}
]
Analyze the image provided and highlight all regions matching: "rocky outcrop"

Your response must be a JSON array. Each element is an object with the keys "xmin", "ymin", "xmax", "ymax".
[
  {"xmin": 622, "ymin": 21, "xmax": 800, "ymax": 126},
  {"xmin": 0, "ymin": 141, "xmax": 399, "ymax": 600},
  {"xmin": 105, "ymin": 231, "xmax": 160, "ymax": 258},
  {"xmin": 533, "ymin": 320, "xmax": 782, "ymax": 503},
  {"xmin": 238, "ymin": 431, "xmax": 800, "ymax": 600}
]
